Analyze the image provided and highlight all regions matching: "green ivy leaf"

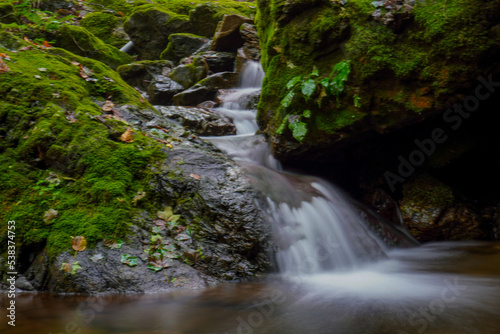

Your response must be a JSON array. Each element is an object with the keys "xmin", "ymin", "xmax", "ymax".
[
  {"xmin": 121, "ymin": 254, "xmax": 138, "ymax": 267},
  {"xmin": 310, "ymin": 66, "xmax": 319, "ymax": 77},
  {"xmin": 71, "ymin": 261, "xmax": 82, "ymax": 275},
  {"xmin": 353, "ymin": 94, "xmax": 361, "ymax": 108},
  {"xmin": 301, "ymin": 79, "xmax": 316, "ymax": 101},
  {"xmin": 286, "ymin": 76, "xmax": 302, "ymax": 89},
  {"xmin": 288, "ymin": 121, "xmax": 308, "ymax": 143},
  {"xmin": 303, "ymin": 110, "xmax": 311, "ymax": 118},
  {"xmin": 281, "ymin": 90, "xmax": 295, "ymax": 108}
]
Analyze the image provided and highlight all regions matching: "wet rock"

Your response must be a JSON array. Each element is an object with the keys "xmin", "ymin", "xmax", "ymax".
[
  {"xmin": 39, "ymin": 0, "xmax": 72, "ymax": 12},
  {"xmin": 117, "ymin": 60, "xmax": 175, "ymax": 91},
  {"xmin": 400, "ymin": 175, "xmax": 487, "ymax": 242},
  {"xmin": 239, "ymin": 23, "xmax": 261, "ymax": 60},
  {"xmin": 198, "ymin": 51, "xmax": 236, "ymax": 73},
  {"xmin": 210, "ymin": 15, "xmax": 253, "ymax": 53},
  {"xmin": 160, "ymin": 33, "xmax": 210, "ymax": 63},
  {"xmin": 155, "ymin": 105, "xmax": 236, "ymax": 136},
  {"xmin": 169, "ymin": 56, "xmax": 209, "ymax": 89},
  {"xmin": 147, "ymin": 77, "xmax": 184, "ymax": 105},
  {"xmin": 124, "ymin": 7, "xmax": 190, "ymax": 59},
  {"xmin": 173, "ymin": 72, "xmax": 239, "ymax": 106},
  {"xmin": 197, "ymin": 100, "xmax": 217, "ymax": 109}
]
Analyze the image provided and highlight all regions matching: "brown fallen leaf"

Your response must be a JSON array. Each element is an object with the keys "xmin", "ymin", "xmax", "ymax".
[
  {"xmin": 19, "ymin": 45, "xmax": 32, "ymax": 51},
  {"xmin": 79, "ymin": 64, "xmax": 89, "ymax": 79},
  {"xmin": 61, "ymin": 262, "xmax": 72, "ymax": 273},
  {"xmin": 190, "ymin": 173, "xmax": 201, "ymax": 180},
  {"xmin": 71, "ymin": 61, "xmax": 80, "ymax": 66},
  {"xmin": 101, "ymin": 100, "xmax": 115, "ymax": 112},
  {"xmin": 131, "ymin": 191, "xmax": 146, "ymax": 204},
  {"xmin": 43, "ymin": 208, "xmax": 58, "ymax": 224},
  {"xmin": 0, "ymin": 59, "xmax": 10, "ymax": 73},
  {"xmin": 120, "ymin": 127, "xmax": 134, "ymax": 143},
  {"xmin": 71, "ymin": 236, "xmax": 87, "ymax": 252},
  {"xmin": 43, "ymin": 41, "xmax": 52, "ymax": 48}
]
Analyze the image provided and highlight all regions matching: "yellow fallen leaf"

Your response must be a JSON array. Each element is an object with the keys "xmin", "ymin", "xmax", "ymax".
[
  {"xmin": 120, "ymin": 127, "xmax": 134, "ymax": 143},
  {"xmin": 102, "ymin": 100, "xmax": 115, "ymax": 112},
  {"xmin": 71, "ymin": 236, "xmax": 87, "ymax": 252}
]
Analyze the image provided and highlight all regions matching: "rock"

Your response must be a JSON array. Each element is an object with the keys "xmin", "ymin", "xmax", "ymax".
[
  {"xmin": 0, "ymin": 3, "xmax": 17, "ymax": 24},
  {"xmin": 55, "ymin": 25, "xmax": 132, "ymax": 69},
  {"xmin": 80, "ymin": 12, "xmax": 128, "ymax": 48},
  {"xmin": 147, "ymin": 77, "xmax": 184, "ymax": 105},
  {"xmin": 255, "ymin": 0, "xmax": 500, "ymax": 164},
  {"xmin": 173, "ymin": 72, "xmax": 239, "ymax": 106},
  {"xmin": 160, "ymin": 33, "xmax": 210, "ymax": 63},
  {"xmin": 217, "ymin": 88, "xmax": 261, "ymax": 110},
  {"xmin": 173, "ymin": 86, "xmax": 216, "ymax": 107},
  {"xmin": 39, "ymin": 0, "xmax": 72, "ymax": 12},
  {"xmin": 169, "ymin": 56, "xmax": 208, "ymax": 89},
  {"xmin": 400, "ymin": 175, "xmax": 487, "ymax": 242},
  {"xmin": 239, "ymin": 23, "xmax": 261, "ymax": 60},
  {"xmin": 188, "ymin": 3, "xmax": 224, "ymax": 38},
  {"xmin": 124, "ymin": 7, "xmax": 190, "ymax": 59},
  {"xmin": 155, "ymin": 105, "xmax": 236, "ymax": 136},
  {"xmin": 198, "ymin": 51, "xmax": 236, "ymax": 73},
  {"xmin": 197, "ymin": 100, "xmax": 217, "ymax": 109},
  {"xmin": 210, "ymin": 15, "xmax": 253, "ymax": 53},
  {"xmin": 117, "ymin": 60, "xmax": 175, "ymax": 91}
]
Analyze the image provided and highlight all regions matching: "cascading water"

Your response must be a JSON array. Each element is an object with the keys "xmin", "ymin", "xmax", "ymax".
[{"xmin": 205, "ymin": 61, "xmax": 416, "ymax": 275}]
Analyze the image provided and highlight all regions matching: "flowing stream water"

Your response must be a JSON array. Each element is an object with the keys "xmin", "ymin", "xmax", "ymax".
[{"xmin": 3, "ymin": 61, "xmax": 500, "ymax": 334}]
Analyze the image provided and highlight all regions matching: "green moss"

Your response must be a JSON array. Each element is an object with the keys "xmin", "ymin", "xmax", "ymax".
[
  {"xmin": 80, "ymin": 12, "xmax": 125, "ymax": 48},
  {"xmin": 402, "ymin": 175, "xmax": 455, "ymax": 209},
  {"xmin": 0, "ymin": 34, "xmax": 165, "ymax": 257},
  {"xmin": 54, "ymin": 25, "xmax": 132, "ymax": 69}
]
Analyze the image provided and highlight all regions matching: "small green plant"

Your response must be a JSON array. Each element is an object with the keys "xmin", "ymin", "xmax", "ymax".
[
  {"xmin": 60, "ymin": 261, "xmax": 82, "ymax": 275},
  {"xmin": 278, "ymin": 61, "xmax": 352, "ymax": 142}
]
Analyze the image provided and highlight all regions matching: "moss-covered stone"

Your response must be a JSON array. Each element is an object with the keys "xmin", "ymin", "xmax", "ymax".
[
  {"xmin": 80, "ymin": 12, "xmax": 127, "ymax": 48},
  {"xmin": 256, "ymin": 0, "xmax": 500, "ymax": 162},
  {"xmin": 0, "ymin": 32, "xmax": 160, "ymax": 256},
  {"xmin": 160, "ymin": 33, "xmax": 209, "ymax": 63},
  {"xmin": 54, "ymin": 25, "xmax": 133, "ymax": 69}
]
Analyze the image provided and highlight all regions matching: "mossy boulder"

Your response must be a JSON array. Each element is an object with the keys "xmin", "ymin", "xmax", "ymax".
[
  {"xmin": 160, "ymin": 33, "xmax": 209, "ymax": 63},
  {"xmin": 0, "ymin": 31, "xmax": 272, "ymax": 292},
  {"xmin": 55, "ymin": 25, "xmax": 133, "ymax": 69},
  {"xmin": 80, "ymin": 12, "xmax": 128, "ymax": 48},
  {"xmin": 117, "ymin": 59, "xmax": 175, "ymax": 90},
  {"xmin": 169, "ymin": 56, "xmax": 209, "ymax": 89},
  {"xmin": 401, "ymin": 175, "xmax": 487, "ymax": 242},
  {"xmin": 0, "ymin": 3, "xmax": 17, "ymax": 24},
  {"xmin": 124, "ymin": 5, "xmax": 191, "ymax": 60},
  {"xmin": 255, "ymin": 0, "xmax": 500, "ymax": 163}
]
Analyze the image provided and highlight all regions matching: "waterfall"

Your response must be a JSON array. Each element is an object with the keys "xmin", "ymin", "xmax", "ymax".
[{"xmin": 205, "ymin": 60, "xmax": 416, "ymax": 276}]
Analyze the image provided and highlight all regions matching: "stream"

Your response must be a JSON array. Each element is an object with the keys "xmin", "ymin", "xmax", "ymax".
[{"xmin": 3, "ymin": 62, "xmax": 500, "ymax": 334}]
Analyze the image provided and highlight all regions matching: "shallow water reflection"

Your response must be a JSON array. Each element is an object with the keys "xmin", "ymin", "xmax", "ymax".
[{"xmin": 3, "ymin": 241, "xmax": 500, "ymax": 334}]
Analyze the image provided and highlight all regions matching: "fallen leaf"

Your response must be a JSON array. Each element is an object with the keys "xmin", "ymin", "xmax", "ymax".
[
  {"xmin": 43, "ymin": 208, "xmax": 58, "ymax": 223},
  {"xmin": 157, "ymin": 207, "xmax": 173, "ymax": 221},
  {"xmin": 120, "ymin": 127, "xmax": 134, "ymax": 143},
  {"xmin": 0, "ymin": 52, "xmax": 8, "ymax": 58},
  {"xmin": 104, "ymin": 238, "xmax": 124, "ymax": 249},
  {"xmin": 0, "ymin": 59, "xmax": 10, "ymax": 73},
  {"xmin": 43, "ymin": 41, "xmax": 52, "ymax": 48},
  {"xmin": 101, "ymin": 100, "xmax": 115, "ymax": 112},
  {"xmin": 90, "ymin": 253, "xmax": 104, "ymax": 262},
  {"xmin": 61, "ymin": 262, "xmax": 72, "ymax": 273},
  {"xmin": 23, "ymin": 37, "xmax": 38, "ymax": 45},
  {"xmin": 34, "ymin": 75, "xmax": 41, "ymax": 79},
  {"xmin": 71, "ymin": 236, "xmax": 87, "ymax": 252},
  {"xmin": 190, "ymin": 173, "xmax": 201, "ymax": 180},
  {"xmin": 70, "ymin": 61, "xmax": 80, "ymax": 66},
  {"xmin": 38, "ymin": 68, "xmax": 47, "ymax": 72},
  {"xmin": 19, "ymin": 45, "xmax": 32, "ymax": 51},
  {"xmin": 166, "ymin": 143, "xmax": 173, "ymax": 148}
]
